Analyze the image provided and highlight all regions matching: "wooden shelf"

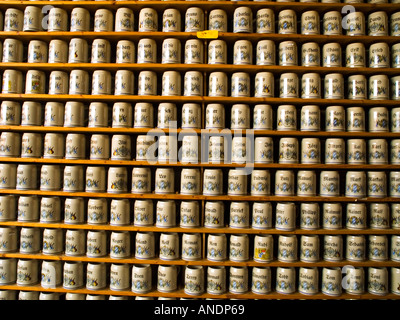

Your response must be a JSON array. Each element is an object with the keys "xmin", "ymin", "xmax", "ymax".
[
  {"xmin": 0, "ymin": 0, "xmax": 399, "ymax": 301},
  {"xmin": 1, "ymin": 94, "xmax": 400, "ymax": 107},
  {"xmin": 2, "ymin": 126, "xmax": 400, "ymax": 139},
  {"xmin": 1, "ymin": 252, "xmax": 399, "ymax": 268},
  {"xmin": 0, "ymin": 220, "xmax": 399, "ymax": 235},
  {"xmin": 0, "ymin": 156, "xmax": 399, "ymax": 169},
  {"xmin": 1, "ymin": 283, "xmax": 399, "ymax": 300}
]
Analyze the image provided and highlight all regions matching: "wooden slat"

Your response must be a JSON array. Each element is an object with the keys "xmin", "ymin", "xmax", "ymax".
[
  {"xmin": 1, "ymin": 252, "xmax": 400, "ymax": 268},
  {"xmin": 1, "ymin": 94, "xmax": 400, "ymax": 107},
  {"xmin": 1, "ymin": 283, "xmax": 399, "ymax": 300},
  {"xmin": 2, "ymin": 125, "xmax": 400, "ymax": 139},
  {"xmin": 0, "ymin": 220, "xmax": 399, "ymax": 235},
  {"xmin": 0, "ymin": 63, "xmax": 399, "ymax": 77},
  {"xmin": 0, "ymin": 188, "xmax": 399, "ymax": 203},
  {"xmin": 0, "ymin": 31, "xmax": 400, "ymax": 46}
]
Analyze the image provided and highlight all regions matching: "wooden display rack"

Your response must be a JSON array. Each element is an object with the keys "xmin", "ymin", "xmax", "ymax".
[{"xmin": 0, "ymin": 0, "xmax": 399, "ymax": 300}]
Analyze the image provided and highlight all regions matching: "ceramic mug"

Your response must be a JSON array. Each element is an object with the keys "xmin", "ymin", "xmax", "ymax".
[
  {"xmin": 323, "ymin": 43, "xmax": 342, "ymax": 67},
  {"xmin": 275, "ymin": 170, "xmax": 295, "ymax": 196},
  {"xmin": 346, "ymin": 235, "xmax": 366, "ymax": 262},
  {"xmin": 298, "ymin": 267, "xmax": 319, "ymax": 295},
  {"xmin": 233, "ymin": 7, "xmax": 253, "ymax": 33},
  {"xmin": 301, "ymin": 10, "xmax": 320, "ymax": 35},
  {"xmin": 156, "ymin": 200, "xmax": 176, "ymax": 228},
  {"xmin": 94, "ymin": 8, "xmax": 113, "ymax": 32},
  {"xmin": 63, "ymin": 261, "xmax": 84, "ymax": 289},
  {"xmin": 133, "ymin": 199, "xmax": 154, "ymax": 227},
  {"xmin": 209, "ymin": 9, "xmax": 227, "ymax": 32},
  {"xmin": 135, "ymin": 232, "xmax": 155, "ymax": 259},
  {"xmin": 367, "ymin": 267, "xmax": 388, "ymax": 295},
  {"xmin": 27, "ymin": 40, "xmax": 48, "ymax": 63},
  {"xmin": 276, "ymin": 267, "xmax": 296, "ymax": 294},
  {"xmin": 344, "ymin": 266, "xmax": 365, "ymax": 295},
  {"xmin": 163, "ymin": 8, "xmax": 181, "ymax": 32},
  {"xmin": 254, "ymin": 73, "xmax": 274, "ymax": 98},
  {"xmin": 0, "ymin": 101, "xmax": 21, "ymax": 125},
  {"xmin": 185, "ymin": 39, "xmax": 204, "ymax": 64},
  {"xmin": 65, "ymin": 229, "xmax": 85, "ymax": 256},
  {"xmin": 110, "ymin": 231, "xmax": 131, "ymax": 259},
  {"xmin": 0, "ymin": 258, "xmax": 17, "ymax": 284},
  {"xmin": 256, "ymin": 40, "xmax": 276, "ymax": 65},
  {"xmin": 278, "ymin": 105, "xmax": 297, "ymax": 131},
  {"xmin": 253, "ymin": 234, "xmax": 273, "ymax": 262},
  {"xmin": 346, "ymin": 203, "xmax": 367, "ymax": 229},
  {"xmin": 86, "ymin": 230, "xmax": 107, "ymax": 257},
  {"xmin": 48, "ymin": 39, "xmax": 68, "ymax": 63},
  {"xmin": 275, "ymin": 202, "xmax": 296, "ymax": 230},
  {"xmin": 323, "ymin": 11, "xmax": 342, "ymax": 35},
  {"xmin": 300, "ymin": 203, "xmax": 320, "ymax": 230},
  {"xmin": 345, "ymin": 171, "xmax": 366, "ymax": 198},
  {"xmin": 278, "ymin": 9, "xmax": 297, "ymax": 34},
  {"xmin": 185, "ymin": 7, "xmax": 204, "ymax": 32},
  {"xmin": 110, "ymin": 199, "xmax": 131, "ymax": 226},
  {"xmin": 70, "ymin": 7, "xmax": 90, "ymax": 32},
  {"xmin": 323, "ymin": 235, "xmax": 343, "ymax": 262},
  {"xmin": 369, "ymin": 203, "xmax": 389, "ymax": 229},
  {"xmin": 348, "ymin": 75, "xmax": 367, "ymax": 99},
  {"xmin": 157, "ymin": 265, "xmax": 178, "ymax": 293},
  {"xmin": 321, "ymin": 267, "xmax": 342, "ymax": 296},
  {"xmin": 181, "ymin": 233, "xmax": 201, "ymax": 261},
  {"xmin": 279, "ymin": 41, "xmax": 298, "ymax": 66},
  {"xmin": 207, "ymin": 234, "xmax": 227, "ymax": 262},
  {"xmin": 278, "ymin": 234, "xmax": 297, "ymax": 262},
  {"xmin": 116, "ymin": 40, "xmax": 135, "ymax": 64},
  {"xmin": 137, "ymin": 38, "xmax": 157, "ymax": 64},
  {"xmin": 107, "ymin": 167, "xmax": 128, "ymax": 193},
  {"xmin": 19, "ymin": 227, "xmax": 40, "ymax": 254},
  {"xmin": 368, "ymin": 11, "xmax": 388, "ymax": 36},
  {"xmin": 322, "ymin": 203, "xmax": 342, "ymax": 229},
  {"xmin": 229, "ymin": 202, "xmax": 250, "ymax": 228},
  {"xmin": 159, "ymin": 232, "xmax": 180, "ymax": 261},
  {"xmin": 204, "ymin": 201, "xmax": 225, "ymax": 228},
  {"xmin": 207, "ymin": 266, "xmax": 226, "ymax": 294},
  {"xmin": 0, "ymin": 195, "xmax": 16, "ymax": 221},
  {"xmin": 68, "ymin": 38, "xmax": 88, "ymax": 63},
  {"xmin": 110, "ymin": 263, "xmax": 130, "ymax": 291},
  {"xmin": 346, "ymin": 42, "xmax": 365, "ymax": 67},
  {"xmin": 132, "ymin": 264, "xmax": 152, "ymax": 293},
  {"xmin": 17, "ymin": 259, "xmax": 39, "ymax": 286},
  {"xmin": 115, "ymin": 7, "xmax": 134, "ymax": 32},
  {"xmin": 369, "ymin": 235, "xmax": 388, "ymax": 261},
  {"xmin": 63, "ymin": 197, "xmax": 85, "ymax": 224},
  {"xmin": 86, "ymin": 262, "xmax": 107, "ymax": 290},
  {"xmin": 42, "ymin": 228, "xmax": 63, "ymax": 255},
  {"xmin": 4, "ymin": 8, "xmax": 23, "ymax": 31},
  {"xmin": 229, "ymin": 266, "xmax": 248, "ymax": 294},
  {"xmin": 85, "ymin": 166, "xmax": 106, "ymax": 192}
]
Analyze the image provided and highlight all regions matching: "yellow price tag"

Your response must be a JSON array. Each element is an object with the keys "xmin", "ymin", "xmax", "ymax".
[{"xmin": 196, "ymin": 30, "xmax": 219, "ymax": 39}]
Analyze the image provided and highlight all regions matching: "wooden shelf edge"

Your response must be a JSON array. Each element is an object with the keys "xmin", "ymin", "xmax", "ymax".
[
  {"xmin": 0, "ymin": 284, "xmax": 399, "ymax": 300},
  {"xmin": 1, "ymin": 252, "xmax": 400, "ymax": 268},
  {"xmin": 2, "ymin": 126, "xmax": 400, "ymax": 139},
  {"xmin": 1, "ymin": 94, "xmax": 400, "ymax": 106},
  {"xmin": 0, "ymin": 221, "xmax": 399, "ymax": 235}
]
